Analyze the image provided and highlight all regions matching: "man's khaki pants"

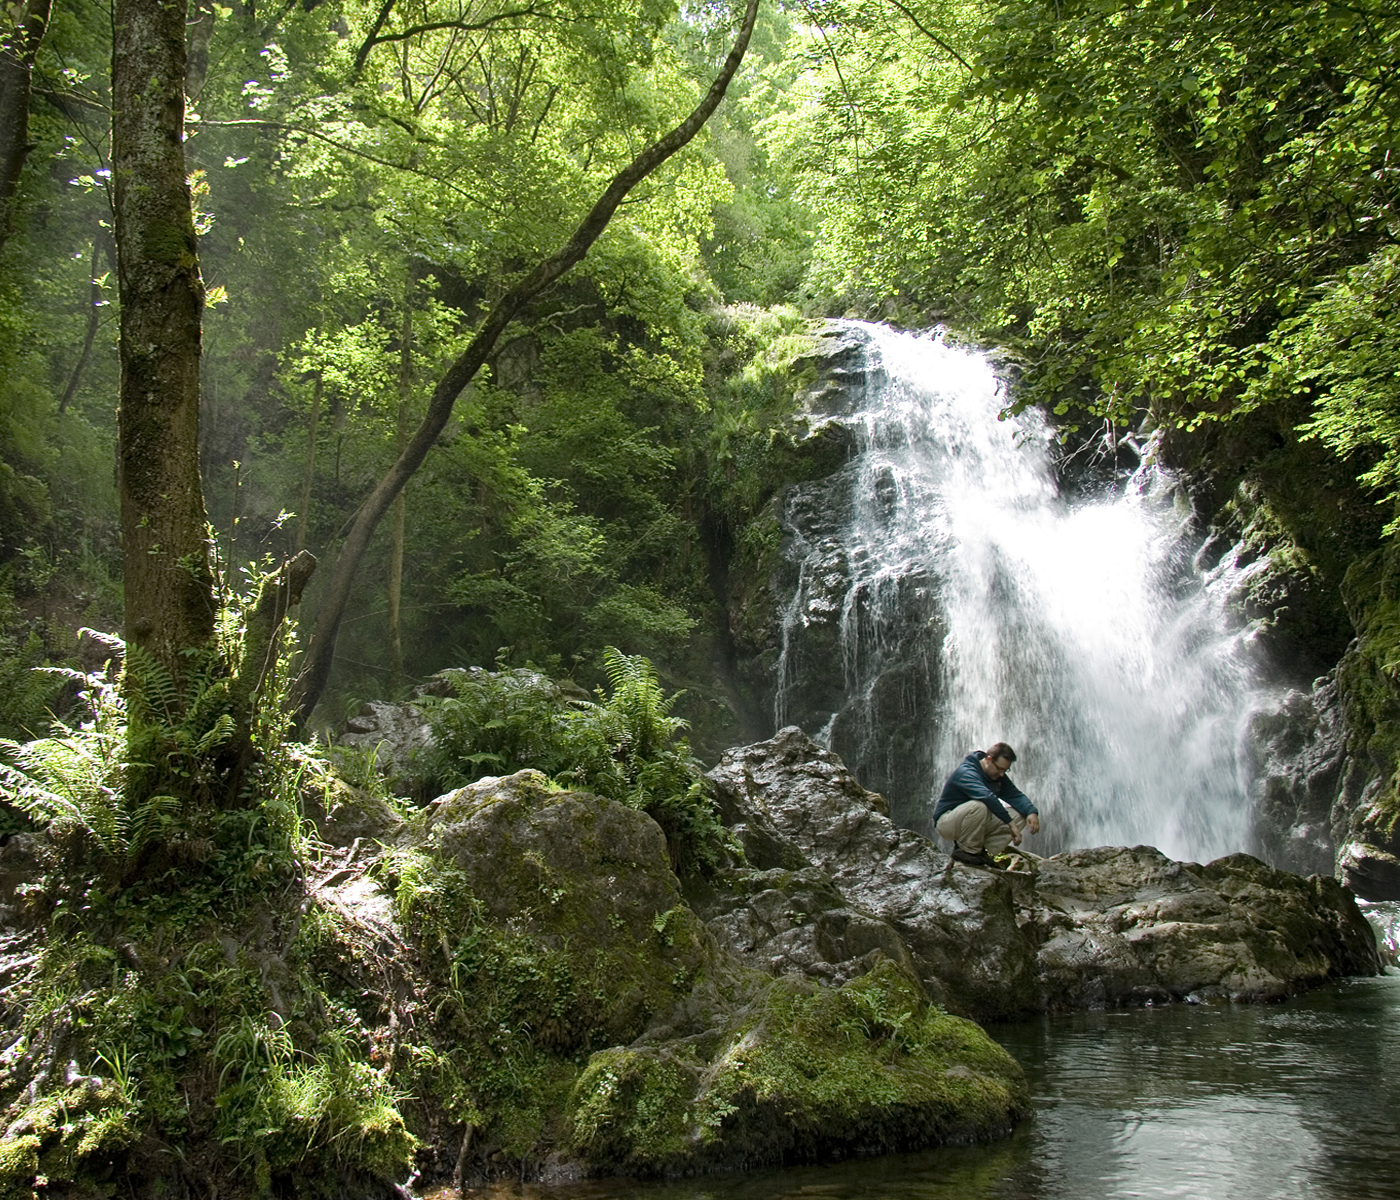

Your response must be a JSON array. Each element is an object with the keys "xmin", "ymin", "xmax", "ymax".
[{"xmin": 935, "ymin": 800, "xmax": 1025, "ymax": 855}]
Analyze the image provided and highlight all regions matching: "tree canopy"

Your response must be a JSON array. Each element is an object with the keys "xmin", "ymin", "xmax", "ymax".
[{"xmin": 4, "ymin": 0, "xmax": 1400, "ymax": 726}]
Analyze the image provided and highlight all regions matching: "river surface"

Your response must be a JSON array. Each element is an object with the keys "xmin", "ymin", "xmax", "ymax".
[{"xmin": 461, "ymin": 971, "xmax": 1400, "ymax": 1200}]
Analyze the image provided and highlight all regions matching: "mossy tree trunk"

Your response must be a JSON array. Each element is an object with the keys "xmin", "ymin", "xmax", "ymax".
[
  {"xmin": 112, "ymin": 0, "xmax": 218, "ymax": 690},
  {"xmin": 0, "ymin": 0, "xmax": 51, "ymax": 254},
  {"xmin": 111, "ymin": 0, "xmax": 314, "ymax": 820}
]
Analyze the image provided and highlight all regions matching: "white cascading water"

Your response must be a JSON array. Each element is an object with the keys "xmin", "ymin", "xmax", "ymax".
[{"xmin": 774, "ymin": 323, "xmax": 1267, "ymax": 862}]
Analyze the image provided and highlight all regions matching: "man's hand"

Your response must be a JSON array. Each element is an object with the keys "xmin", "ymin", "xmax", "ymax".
[
  {"xmin": 1026, "ymin": 813, "xmax": 1041, "ymax": 836},
  {"xmin": 1011, "ymin": 829, "xmax": 1022, "ymax": 846}
]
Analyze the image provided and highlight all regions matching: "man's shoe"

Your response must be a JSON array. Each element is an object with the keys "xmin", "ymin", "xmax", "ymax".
[{"xmin": 951, "ymin": 846, "xmax": 997, "ymax": 868}]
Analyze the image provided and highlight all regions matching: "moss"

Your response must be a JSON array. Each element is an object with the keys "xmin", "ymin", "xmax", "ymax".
[
  {"xmin": 374, "ymin": 806, "xmax": 715, "ymax": 1173},
  {"xmin": 0, "ymin": 1079, "xmax": 136, "ymax": 1200},
  {"xmin": 564, "ymin": 959, "xmax": 1028, "ymax": 1177}
]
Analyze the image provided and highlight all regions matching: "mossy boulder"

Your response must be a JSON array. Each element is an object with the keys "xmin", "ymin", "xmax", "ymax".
[
  {"xmin": 564, "ymin": 959, "xmax": 1028, "ymax": 1177},
  {"xmin": 404, "ymin": 770, "xmax": 722, "ymax": 1056}
]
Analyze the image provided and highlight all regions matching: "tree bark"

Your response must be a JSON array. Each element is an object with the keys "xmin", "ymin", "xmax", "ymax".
[
  {"xmin": 0, "ymin": 0, "xmax": 52, "ymax": 255},
  {"xmin": 288, "ymin": 0, "xmax": 762, "ymax": 730},
  {"xmin": 388, "ymin": 283, "xmax": 413, "ymax": 688},
  {"xmin": 296, "ymin": 373, "xmax": 321, "ymax": 553},
  {"xmin": 185, "ymin": 0, "xmax": 217, "ymax": 102},
  {"xmin": 112, "ymin": 0, "xmax": 217, "ymax": 683}
]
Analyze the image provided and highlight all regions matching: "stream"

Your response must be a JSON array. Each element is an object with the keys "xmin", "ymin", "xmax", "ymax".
[{"xmin": 462, "ymin": 969, "xmax": 1400, "ymax": 1200}]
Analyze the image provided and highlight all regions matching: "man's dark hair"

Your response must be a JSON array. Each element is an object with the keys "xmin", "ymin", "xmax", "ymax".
[{"xmin": 986, "ymin": 742, "xmax": 1017, "ymax": 765}]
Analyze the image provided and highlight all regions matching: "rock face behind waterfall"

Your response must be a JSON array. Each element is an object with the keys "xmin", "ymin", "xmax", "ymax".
[{"xmin": 702, "ymin": 728, "xmax": 1383, "ymax": 1021}]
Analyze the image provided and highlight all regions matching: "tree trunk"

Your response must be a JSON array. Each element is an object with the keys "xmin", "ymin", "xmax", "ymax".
[
  {"xmin": 112, "ymin": 0, "xmax": 217, "ymax": 684},
  {"xmin": 288, "ymin": 0, "xmax": 762, "ymax": 730},
  {"xmin": 296, "ymin": 373, "xmax": 321, "ymax": 554},
  {"xmin": 58, "ymin": 222, "xmax": 114, "ymax": 412},
  {"xmin": 184, "ymin": 0, "xmax": 217, "ymax": 101},
  {"xmin": 388, "ymin": 290, "xmax": 412, "ymax": 688},
  {"xmin": 0, "ymin": 0, "xmax": 52, "ymax": 255}
]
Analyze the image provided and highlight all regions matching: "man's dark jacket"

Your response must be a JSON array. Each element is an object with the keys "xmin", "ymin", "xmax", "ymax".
[{"xmin": 934, "ymin": 750, "xmax": 1038, "ymax": 824}]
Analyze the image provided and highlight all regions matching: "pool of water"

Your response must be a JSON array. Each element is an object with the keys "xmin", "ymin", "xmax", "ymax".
[{"xmin": 462, "ymin": 970, "xmax": 1400, "ymax": 1200}]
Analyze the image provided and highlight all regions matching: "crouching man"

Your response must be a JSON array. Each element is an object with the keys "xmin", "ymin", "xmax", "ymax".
[{"xmin": 934, "ymin": 742, "xmax": 1041, "ymax": 869}]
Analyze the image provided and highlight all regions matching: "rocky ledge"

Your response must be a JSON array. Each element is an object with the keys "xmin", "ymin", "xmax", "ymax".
[{"xmin": 700, "ymin": 727, "xmax": 1384, "ymax": 1022}]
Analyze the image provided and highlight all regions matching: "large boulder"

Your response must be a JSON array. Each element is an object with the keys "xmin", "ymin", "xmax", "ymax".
[{"xmin": 707, "ymin": 728, "xmax": 1383, "ymax": 1020}]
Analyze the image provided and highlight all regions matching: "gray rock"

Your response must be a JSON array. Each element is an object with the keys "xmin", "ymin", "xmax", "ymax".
[
  {"xmin": 708, "ymin": 727, "xmax": 1383, "ymax": 1020},
  {"xmin": 1244, "ymin": 678, "xmax": 1344, "ymax": 876},
  {"xmin": 338, "ymin": 698, "xmax": 434, "ymax": 789},
  {"xmin": 691, "ymin": 864, "xmax": 922, "ymax": 989},
  {"xmin": 1339, "ymin": 836, "xmax": 1400, "ymax": 901}
]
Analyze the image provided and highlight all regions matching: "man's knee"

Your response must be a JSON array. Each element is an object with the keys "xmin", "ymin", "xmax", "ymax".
[
  {"xmin": 938, "ymin": 800, "xmax": 998, "ymax": 849},
  {"xmin": 986, "ymin": 814, "xmax": 1026, "ymax": 855}
]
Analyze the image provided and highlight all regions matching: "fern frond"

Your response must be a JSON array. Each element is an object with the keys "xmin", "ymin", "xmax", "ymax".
[
  {"xmin": 0, "ymin": 759, "xmax": 89, "ymax": 827},
  {"xmin": 127, "ymin": 792, "xmax": 180, "ymax": 854},
  {"xmin": 194, "ymin": 713, "xmax": 236, "ymax": 756}
]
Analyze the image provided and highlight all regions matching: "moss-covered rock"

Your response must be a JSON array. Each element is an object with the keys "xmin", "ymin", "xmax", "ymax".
[
  {"xmin": 564, "ymin": 959, "xmax": 1028, "ymax": 1177},
  {"xmin": 327, "ymin": 768, "xmax": 1029, "ymax": 1185}
]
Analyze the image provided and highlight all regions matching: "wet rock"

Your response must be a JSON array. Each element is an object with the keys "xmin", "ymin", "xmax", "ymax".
[
  {"xmin": 690, "ymin": 864, "xmax": 922, "ymax": 988},
  {"xmin": 708, "ymin": 728, "xmax": 1383, "ymax": 1020},
  {"xmin": 1338, "ymin": 792, "xmax": 1400, "ymax": 901},
  {"xmin": 1244, "ymin": 677, "xmax": 1344, "ymax": 876},
  {"xmin": 1029, "ymin": 846, "xmax": 1381, "ymax": 1005}
]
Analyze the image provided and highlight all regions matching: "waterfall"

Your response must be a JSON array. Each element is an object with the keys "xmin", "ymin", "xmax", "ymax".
[{"xmin": 774, "ymin": 323, "xmax": 1265, "ymax": 862}]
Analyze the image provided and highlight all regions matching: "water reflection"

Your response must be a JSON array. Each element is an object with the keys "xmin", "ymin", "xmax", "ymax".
[{"xmin": 461, "ymin": 974, "xmax": 1400, "ymax": 1200}]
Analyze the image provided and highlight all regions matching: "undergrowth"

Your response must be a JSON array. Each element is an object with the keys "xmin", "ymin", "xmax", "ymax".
[{"xmin": 0, "ymin": 585, "xmax": 417, "ymax": 1198}]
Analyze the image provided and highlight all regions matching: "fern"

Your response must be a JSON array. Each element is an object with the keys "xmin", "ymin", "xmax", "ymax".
[
  {"xmin": 0, "ymin": 721, "xmax": 128, "ymax": 855},
  {"xmin": 598, "ymin": 646, "xmax": 687, "ymax": 763},
  {"xmin": 0, "ymin": 632, "xmax": 64, "ymax": 740}
]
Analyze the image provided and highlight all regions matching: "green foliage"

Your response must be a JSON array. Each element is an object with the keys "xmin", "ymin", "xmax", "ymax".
[
  {"xmin": 0, "ymin": 684, "xmax": 416, "ymax": 1198},
  {"xmin": 416, "ymin": 650, "xmax": 727, "ymax": 876},
  {"xmin": 213, "ymin": 1022, "xmax": 414, "ymax": 1192},
  {"xmin": 785, "ymin": 0, "xmax": 1400, "ymax": 452},
  {"xmin": 0, "ymin": 632, "xmax": 63, "ymax": 744}
]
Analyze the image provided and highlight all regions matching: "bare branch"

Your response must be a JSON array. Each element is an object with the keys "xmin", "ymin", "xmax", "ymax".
[
  {"xmin": 354, "ymin": 4, "xmax": 550, "ymax": 76},
  {"xmin": 882, "ymin": 0, "xmax": 972, "ymax": 70}
]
